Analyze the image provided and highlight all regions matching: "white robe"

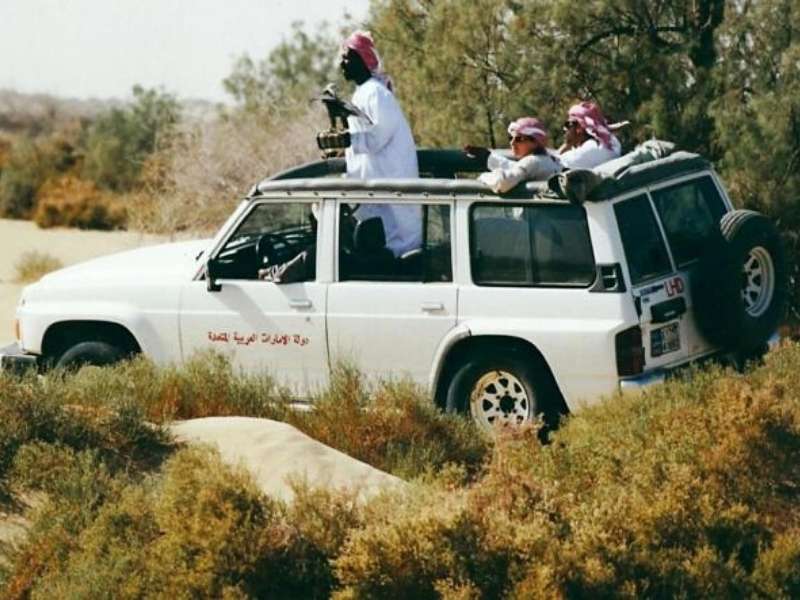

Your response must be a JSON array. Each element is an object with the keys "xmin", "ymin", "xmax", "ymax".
[
  {"xmin": 346, "ymin": 78, "xmax": 421, "ymax": 257},
  {"xmin": 560, "ymin": 135, "xmax": 622, "ymax": 170},
  {"xmin": 479, "ymin": 151, "xmax": 562, "ymax": 193}
]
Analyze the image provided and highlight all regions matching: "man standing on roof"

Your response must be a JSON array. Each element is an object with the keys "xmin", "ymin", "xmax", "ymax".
[
  {"xmin": 339, "ymin": 31, "xmax": 421, "ymax": 257},
  {"xmin": 558, "ymin": 101, "xmax": 622, "ymax": 170},
  {"xmin": 464, "ymin": 117, "xmax": 562, "ymax": 193}
]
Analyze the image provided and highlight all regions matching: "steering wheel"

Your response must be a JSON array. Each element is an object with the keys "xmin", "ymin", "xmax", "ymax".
[{"xmin": 255, "ymin": 233, "xmax": 281, "ymax": 268}]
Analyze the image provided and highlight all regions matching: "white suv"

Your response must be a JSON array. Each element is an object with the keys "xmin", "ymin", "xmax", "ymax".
[{"xmin": 3, "ymin": 147, "xmax": 787, "ymax": 430}]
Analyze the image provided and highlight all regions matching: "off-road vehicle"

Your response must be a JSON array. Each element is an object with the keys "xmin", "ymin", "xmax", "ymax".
[{"xmin": 2, "ymin": 145, "xmax": 787, "ymax": 429}]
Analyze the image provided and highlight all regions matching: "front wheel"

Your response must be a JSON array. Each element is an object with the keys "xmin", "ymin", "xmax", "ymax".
[
  {"xmin": 55, "ymin": 341, "xmax": 128, "ymax": 370},
  {"xmin": 445, "ymin": 353, "xmax": 558, "ymax": 434}
]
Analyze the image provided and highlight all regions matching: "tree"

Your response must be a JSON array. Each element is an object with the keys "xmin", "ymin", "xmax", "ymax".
[
  {"xmin": 222, "ymin": 21, "xmax": 343, "ymax": 116},
  {"xmin": 82, "ymin": 85, "xmax": 181, "ymax": 192}
]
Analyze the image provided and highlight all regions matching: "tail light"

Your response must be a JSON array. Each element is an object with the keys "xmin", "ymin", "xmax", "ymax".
[{"xmin": 616, "ymin": 325, "xmax": 644, "ymax": 376}]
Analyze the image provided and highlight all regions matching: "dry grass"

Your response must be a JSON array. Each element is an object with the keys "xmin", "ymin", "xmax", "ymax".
[
  {"xmin": 128, "ymin": 104, "xmax": 324, "ymax": 235},
  {"xmin": 12, "ymin": 250, "xmax": 63, "ymax": 283}
]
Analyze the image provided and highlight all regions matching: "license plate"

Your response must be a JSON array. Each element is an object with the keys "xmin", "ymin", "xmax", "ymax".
[{"xmin": 651, "ymin": 322, "xmax": 680, "ymax": 358}]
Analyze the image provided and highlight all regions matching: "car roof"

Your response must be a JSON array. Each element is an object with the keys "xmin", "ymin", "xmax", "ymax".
[{"xmin": 251, "ymin": 147, "xmax": 711, "ymax": 203}]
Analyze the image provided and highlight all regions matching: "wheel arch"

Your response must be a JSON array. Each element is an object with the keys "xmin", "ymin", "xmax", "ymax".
[
  {"xmin": 41, "ymin": 320, "xmax": 142, "ymax": 364},
  {"xmin": 433, "ymin": 334, "xmax": 569, "ymax": 417}
]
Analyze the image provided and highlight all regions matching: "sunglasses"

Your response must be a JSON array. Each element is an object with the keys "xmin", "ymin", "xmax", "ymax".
[
  {"xmin": 563, "ymin": 120, "xmax": 580, "ymax": 130},
  {"xmin": 508, "ymin": 134, "xmax": 534, "ymax": 144}
]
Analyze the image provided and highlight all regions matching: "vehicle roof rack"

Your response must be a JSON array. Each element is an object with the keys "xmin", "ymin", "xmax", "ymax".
[{"xmin": 266, "ymin": 149, "xmax": 486, "ymax": 183}]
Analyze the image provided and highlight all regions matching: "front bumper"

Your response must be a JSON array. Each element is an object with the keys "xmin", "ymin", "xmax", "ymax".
[{"xmin": 0, "ymin": 342, "xmax": 38, "ymax": 374}]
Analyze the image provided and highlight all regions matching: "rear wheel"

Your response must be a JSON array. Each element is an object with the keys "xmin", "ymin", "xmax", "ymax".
[
  {"xmin": 55, "ymin": 341, "xmax": 128, "ymax": 370},
  {"xmin": 692, "ymin": 210, "xmax": 787, "ymax": 354},
  {"xmin": 445, "ymin": 352, "xmax": 561, "ymax": 436}
]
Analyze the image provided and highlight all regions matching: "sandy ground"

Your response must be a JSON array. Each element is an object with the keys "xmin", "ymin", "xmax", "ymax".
[
  {"xmin": 0, "ymin": 219, "xmax": 169, "ymax": 343},
  {"xmin": 170, "ymin": 417, "xmax": 404, "ymax": 503}
]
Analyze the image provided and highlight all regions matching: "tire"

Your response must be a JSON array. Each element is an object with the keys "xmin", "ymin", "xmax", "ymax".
[
  {"xmin": 55, "ymin": 341, "xmax": 128, "ymax": 370},
  {"xmin": 445, "ymin": 352, "xmax": 561, "ymax": 435},
  {"xmin": 692, "ymin": 210, "xmax": 788, "ymax": 354}
]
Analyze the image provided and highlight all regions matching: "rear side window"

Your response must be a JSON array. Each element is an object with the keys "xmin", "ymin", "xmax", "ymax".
[
  {"xmin": 614, "ymin": 195, "xmax": 672, "ymax": 285},
  {"xmin": 651, "ymin": 176, "xmax": 727, "ymax": 267},
  {"xmin": 470, "ymin": 204, "xmax": 595, "ymax": 286}
]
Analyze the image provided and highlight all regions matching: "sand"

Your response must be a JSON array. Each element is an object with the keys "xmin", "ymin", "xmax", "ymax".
[
  {"xmin": 0, "ymin": 219, "xmax": 169, "ymax": 342},
  {"xmin": 170, "ymin": 417, "xmax": 404, "ymax": 502}
]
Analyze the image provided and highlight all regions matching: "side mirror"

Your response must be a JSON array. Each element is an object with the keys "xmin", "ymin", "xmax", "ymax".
[{"xmin": 205, "ymin": 260, "xmax": 222, "ymax": 292}]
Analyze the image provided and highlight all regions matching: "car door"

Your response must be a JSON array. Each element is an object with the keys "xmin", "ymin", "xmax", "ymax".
[
  {"xmin": 613, "ymin": 175, "xmax": 728, "ymax": 369},
  {"xmin": 179, "ymin": 199, "xmax": 329, "ymax": 394},
  {"xmin": 325, "ymin": 200, "xmax": 457, "ymax": 385},
  {"xmin": 648, "ymin": 173, "xmax": 729, "ymax": 359},
  {"xmin": 613, "ymin": 192, "xmax": 691, "ymax": 369}
]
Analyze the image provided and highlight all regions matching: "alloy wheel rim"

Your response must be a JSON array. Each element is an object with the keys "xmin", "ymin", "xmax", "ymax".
[{"xmin": 741, "ymin": 246, "xmax": 775, "ymax": 318}]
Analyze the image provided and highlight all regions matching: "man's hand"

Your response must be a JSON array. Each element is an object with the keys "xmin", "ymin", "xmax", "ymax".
[
  {"xmin": 463, "ymin": 145, "xmax": 490, "ymax": 164},
  {"xmin": 317, "ymin": 129, "xmax": 351, "ymax": 150}
]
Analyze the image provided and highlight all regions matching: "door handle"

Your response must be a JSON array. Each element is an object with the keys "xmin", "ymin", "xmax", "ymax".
[
  {"xmin": 421, "ymin": 302, "xmax": 444, "ymax": 312},
  {"xmin": 289, "ymin": 299, "xmax": 312, "ymax": 309}
]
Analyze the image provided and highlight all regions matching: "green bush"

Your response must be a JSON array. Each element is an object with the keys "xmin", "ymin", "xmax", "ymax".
[
  {"xmin": 0, "ymin": 137, "xmax": 53, "ymax": 219},
  {"xmin": 82, "ymin": 86, "xmax": 180, "ymax": 192}
]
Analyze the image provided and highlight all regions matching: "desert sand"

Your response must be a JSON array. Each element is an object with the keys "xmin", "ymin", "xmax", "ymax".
[
  {"xmin": 170, "ymin": 417, "xmax": 404, "ymax": 502},
  {"xmin": 0, "ymin": 219, "xmax": 169, "ymax": 342}
]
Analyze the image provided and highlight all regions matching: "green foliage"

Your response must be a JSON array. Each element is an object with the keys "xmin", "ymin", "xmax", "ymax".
[
  {"xmin": 223, "ymin": 21, "xmax": 342, "ymax": 115},
  {"xmin": 0, "ymin": 137, "xmax": 60, "ymax": 219},
  {"xmin": 13, "ymin": 250, "xmax": 63, "ymax": 283},
  {"xmin": 82, "ymin": 85, "xmax": 180, "ymax": 192}
]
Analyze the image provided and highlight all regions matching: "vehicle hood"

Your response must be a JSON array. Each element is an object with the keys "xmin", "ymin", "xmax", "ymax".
[{"xmin": 38, "ymin": 239, "xmax": 211, "ymax": 285}]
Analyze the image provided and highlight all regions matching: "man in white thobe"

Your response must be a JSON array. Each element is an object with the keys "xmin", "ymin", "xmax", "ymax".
[{"xmin": 340, "ymin": 31, "xmax": 421, "ymax": 258}]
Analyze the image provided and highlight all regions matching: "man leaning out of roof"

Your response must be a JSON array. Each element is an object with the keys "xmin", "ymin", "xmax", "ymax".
[
  {"xmin": 464, "ymin": 117, "xmax": 562, "ymax": 194},
  {"xmin": 558, "ymin": 101, "xmax": 622, "ymax": 170}
]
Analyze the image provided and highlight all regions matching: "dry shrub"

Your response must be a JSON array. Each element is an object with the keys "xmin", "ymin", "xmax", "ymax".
[
  {"xmin": 288, "ymin": 363, "xmax": 489, "ymax": 478},
  {"xmin": 33, "ymin": 174, "xmax": 126, "ymax": 230},
  {"xmin": 129, "ymin": 104, "xmax": 323, "ymax": 234},
  {"xmin": 13, "ymin": 250, "xmax": 63, "ymax": 283},
  {"xmin": 327, "ymin": 347, "xmax": 800, "ymax": 598},
  {"xmin": 6, "ymin": 447, "xmax": 347, "ymax": 599},
  {"xmin": 4, "ymin": 346, "xmax": 800, "ymax": 597}
]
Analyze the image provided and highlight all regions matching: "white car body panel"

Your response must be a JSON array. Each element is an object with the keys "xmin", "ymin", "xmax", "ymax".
[{"xmin": 9, "ymin": 160, "xmax": 747, "ymax": 415}]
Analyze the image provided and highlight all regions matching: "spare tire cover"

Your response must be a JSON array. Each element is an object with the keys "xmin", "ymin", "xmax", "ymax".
[{"xmin": 691, "ymin": 209, "xmax": 787, "ymax": 354}]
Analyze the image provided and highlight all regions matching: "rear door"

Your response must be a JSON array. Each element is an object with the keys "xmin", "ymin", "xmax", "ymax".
[
  {"xmin": 613, "ymin": 174, "xmax": 729, "ymax": 368},
  {"xmin": 614, "ymin": 193, "xmax": 691, "ymax": 369},
  {"xmin": 648, "ymin": 174, "xmax": 728, "ymax": 359},
  {"xmin": 325, "ymin": 200, "xmax": 457, "ymax": 385}
]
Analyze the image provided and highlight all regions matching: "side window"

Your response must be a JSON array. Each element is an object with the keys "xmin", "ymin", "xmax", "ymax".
[
  {"xmin": 215, "ymin": 202, "xmax": 317, "ymax": 280},
  {"xmin": 651, "ymin": 176, "xmax": 727, "ymax": 267},
  {"xmin": 470, "ymin": 203, "xmax": 595, "ymax": 286},
  {"xmin": 614, "ymin": 195, "xmax": 672, "ymax": 285},
  {"xmin": 339, "ymin": 202, "xmax": 452, "ymax": 282}
]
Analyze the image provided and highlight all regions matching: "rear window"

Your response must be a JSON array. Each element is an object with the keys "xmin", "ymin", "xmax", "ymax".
[
  {"xmin": 614, "ymin": 194, "xmax": 672, "ymax": 285},
  {"xmin": 470, "ymin": 204, "xmax": 595, "ymax": 287},
  {"xmin": 651, "ymin": 176, "xmax": 727, "ymax": 267}
]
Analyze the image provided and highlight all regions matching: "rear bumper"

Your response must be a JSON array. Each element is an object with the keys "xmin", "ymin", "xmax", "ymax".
[
  {"xmin": 620, "ymin": 331, "xmax": 781, "ymax": 393},
  {"xmin": 0, "ymin": 343, "xmax": 38, "ymax": 374},
  {"xmin": 619, "ymin": 369, "xmax": 667, "ymax": 391}
]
